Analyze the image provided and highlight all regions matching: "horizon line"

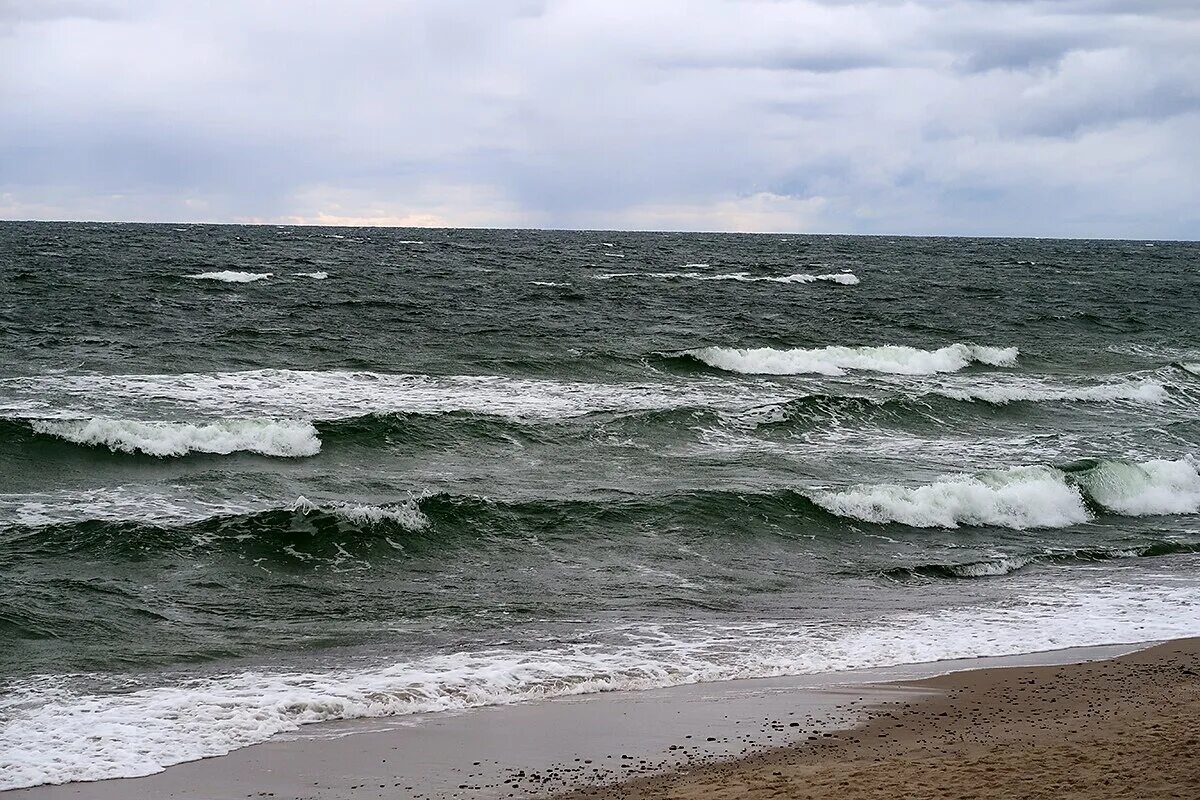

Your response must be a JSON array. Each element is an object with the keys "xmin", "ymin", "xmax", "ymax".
[{"xmin": 1, "ymin": 218, "xmax": 1195, "ymax": 244}]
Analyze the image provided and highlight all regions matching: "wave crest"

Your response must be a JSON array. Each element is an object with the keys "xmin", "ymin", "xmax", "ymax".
[
  {"xmin": 686, "ymin": 343, "xmax": 1018, "ymax": 376},
  {"xmin": 935, "ymin": 380, "xmax": 1167, "ymax": 405},
  {"xmin": 1074, "ymin": 458, "xmax": 1200, "ymax": 516},
  {"xmin": 810, "ymin": 465, "xmax": 1086, "ymax": 529},
  {"xmin": 810, "ymin": 458, "xmax": 1200, "ymax": 529},
  {"xmin": 186, "ymin": 271, "xmax": 272, "ymax": 283},
  {"xmin": 291, "ymin": 496, "xmax": 429, "ymax": 530},
  {"xmin": 29, "ymin": 418, "xmax": 321, "ymax": 458}
]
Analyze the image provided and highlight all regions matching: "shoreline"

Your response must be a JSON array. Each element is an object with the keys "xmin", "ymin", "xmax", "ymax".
[
  {"xmin": 565, "ymin": 637, "xmax": 1200, "ymax": 800},
  {"xmin": 2, "ymin": 640, "xmax": 1166, "ymax": 799}
]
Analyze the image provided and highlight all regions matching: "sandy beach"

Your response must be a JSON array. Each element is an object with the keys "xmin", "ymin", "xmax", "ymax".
[{"xmin": 568, "ymin": 638, "xmax": 1200, "ymax": 800}]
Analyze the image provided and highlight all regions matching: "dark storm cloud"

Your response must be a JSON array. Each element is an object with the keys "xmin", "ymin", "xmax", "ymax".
[{"xmin": 1, "ymin": 0, "xmax": 1198, "ymax": 237}]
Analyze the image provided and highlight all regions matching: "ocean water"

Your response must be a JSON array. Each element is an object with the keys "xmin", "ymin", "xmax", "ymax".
[{"xmin": 1, "ymin": 222, "xmax": 1199, "ymax": 788}]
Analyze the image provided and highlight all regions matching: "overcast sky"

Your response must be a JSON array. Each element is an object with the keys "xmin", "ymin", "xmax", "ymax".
[{"xmin": 2, "ymin": 0, "xmax": 1198, "ymax": 237}]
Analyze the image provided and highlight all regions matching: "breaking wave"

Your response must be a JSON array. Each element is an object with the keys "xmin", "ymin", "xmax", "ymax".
[
  {"xmin": 1073, "ymin": 458, "xmax": 1200, "ymax": 515},
  {"xmin": 27, "ymin": 418, "xmax": 321, "ymax": 458},
  {"xmin": 683, "ymin": 343, "xmax": 1018, "ymax": 376},
  {"xmin": 810, "ymin": 458, "xmax": 1200, "ymax": 529},
  {"xmin": 186, "ymin": 271, "xmax": 273, "ymax": 283},
  {"xmin": 7, "ymin": 458, "xmax": 1197, "ymax": 540},
  {"xmin": 934, "ymin": 380, "xmax": 1167, "ymax": 405},
  {"xmin": 291, "ymin": 496, "xmax": 429, "ymax": 530}
]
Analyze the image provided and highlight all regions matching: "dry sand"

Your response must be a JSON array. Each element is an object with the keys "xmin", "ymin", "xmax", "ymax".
[{"xmin": 563, "ymin": 638, "xmax": 1200, "ymax": 800}]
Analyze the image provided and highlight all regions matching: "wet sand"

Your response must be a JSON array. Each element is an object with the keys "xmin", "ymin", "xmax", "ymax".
[
  {"xmin": 3, "ymin": 642, "xmax": 1157, "ymax": 800},
  {"xmin": 567, "ymin": 638, "xmax": 1200, "ymax": 800}
]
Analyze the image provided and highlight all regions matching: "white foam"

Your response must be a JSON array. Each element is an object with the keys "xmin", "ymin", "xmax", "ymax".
[
  {"xmin": 186, "ymin": 271, "xmax": 272, "ymax": 283},
  {"xmin": 30, "ymin": 418, "xmax": 321, "ymax": 458},
  {"xmin": 0, "ymin": 487, "xmax": 270, "ymax": 529},
  {"xmin": 530, "ymin": 281, "xmax": 571, "ymax": 287},
  {"xmin": 942, "ymin": 555, "xmax": 1035, "ymax": 578},
  {"xmin": 595, "ymin": 271, "xmax": 858, "ymax": 285},
  {"xmin": 3, "ymin": 579, "xmax": 1198, "ymax": 789},
  {"xmin": 1182, "ymin": 363, "xmax": 1200, "ymax": 376},
  {"xmin": 291, "ymin": 496, "xmax": 429, "ymax": 530},
  {"xmin": 397, "ymin": 240, "xmax": 424, "ymax": 245},
  {"xmin": 1, "ymin": 370, "xmax": 784, "ymax": 423},
  {"xmin": 810, "ymin": 458, "xmax": 1200, "ymax": 529},
  {"xmin": 1077, "ymin": 458, "xmax": 1200, "ymax": 516},
  {"xmin": 689, "ymin": 343, "xmax": 1018, "ymax": 376},
  {"xmin": 810, "ymin": 465, "xmax": 1089, "ymax": 529},
  {"xmin": 294, "ymin": 271, "xmax": 328, "ymax": 279},
  {"xmin": 934, "ymin": 379, "xmax": 1167, "ymax": 404}
]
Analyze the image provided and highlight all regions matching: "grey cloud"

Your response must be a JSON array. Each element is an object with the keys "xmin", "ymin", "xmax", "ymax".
[{"xmin": 1, "ymin": 0, "xmax": 1198, "ymax": 237}]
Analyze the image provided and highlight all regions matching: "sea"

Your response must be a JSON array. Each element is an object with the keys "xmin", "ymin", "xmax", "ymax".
[{"xmin": 1, "ymin": 222, "xmax": 1198, "ymax": 789}]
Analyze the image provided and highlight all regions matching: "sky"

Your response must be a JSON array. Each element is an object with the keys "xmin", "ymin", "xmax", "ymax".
[{"xmin": 1, "ymin": 0, "xmax": 1199, "ymax": 238}]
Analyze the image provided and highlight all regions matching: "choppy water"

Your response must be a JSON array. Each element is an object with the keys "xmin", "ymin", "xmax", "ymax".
[{"xmin": 1, "ymin": 222, "xmax": 1199, "ymax": 789}]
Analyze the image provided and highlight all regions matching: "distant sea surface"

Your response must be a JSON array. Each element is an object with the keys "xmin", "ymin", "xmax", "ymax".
[{"xmin": 2, "ymin": 222, "xmax": 1199, "ymax": 788}]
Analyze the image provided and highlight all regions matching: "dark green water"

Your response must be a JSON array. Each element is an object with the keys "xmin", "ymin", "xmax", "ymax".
[{"xmin": 1, "ymin": 222, "xmax": 1198, "ymax": 788}]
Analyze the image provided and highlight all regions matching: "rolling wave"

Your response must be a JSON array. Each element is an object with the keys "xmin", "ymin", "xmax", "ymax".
[
  {"xmin": 24, "ymin": 418, "xmax": 320, "ymax": 458},
  {"xmin": 6, "ymin": 458, "xmax": 1197, "ymax": 547},
  {"xmin": 2, "ymin": 364, "xmax": 1182, "ymax": 439},
  {"xmin": 810, "ymin": 458, "xmax": 1200, "ymax": 529},
  {"xmin": 934, "ymin": 379, "xmax": 1167, "ymax": 405},
  {"xmin": 680, "ymin": 343, "xmax": 1018, "ymax": 376},
  {"xmin": 0, "ymin": 369, "xmax": 767, "ymax": 422},
  {"xmin": 291, "ymin": 496, "xmax": 429, "ymax": 530},
  {"xmin": 0, "ymin": 367, "xmax": 1180, "ymax": 464}
]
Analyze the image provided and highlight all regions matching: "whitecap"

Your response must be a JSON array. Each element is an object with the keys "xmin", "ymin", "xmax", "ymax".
[
  {"xmin": 1076, "ymin": 458, "xmax": 1200, "ymax": 516},
  {"xmin": 688, "ymin": 343, "xmax": 1017, "ymax": 376},
  {"xmin": 187, "ymin": 271, "xmax": 272, "ymax": 283},
  {"xmin": 29, "ymin": 418, "xmax": 321, "ymax": 458},
  {"xmin": 292, "ymin": 496, "xmax": 429, "ymax": 530},
  {"xmin": 809, "ymin": 465, "xmax": 1088, "ymax": 529},
  {"xmin": 809, "ymin": 458, "xmax": 1200, "ymax": 529},
  {"xmin": 933, "ymin": 379, "xmax": 1167, "ymax": 405}
]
